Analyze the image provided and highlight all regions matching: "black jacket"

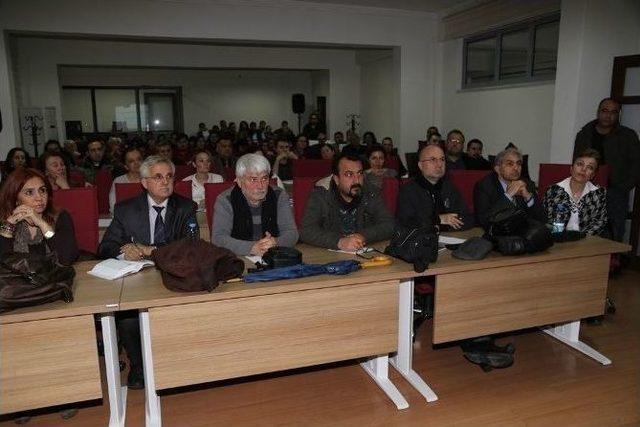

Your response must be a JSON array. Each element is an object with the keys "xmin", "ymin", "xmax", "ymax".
[
  {"xmin": 574, "ymin": 119, "xmax": 640, "ymax": 191},
  {"xmin": 98, "ymin": 192, "xmax": 198, "ymax": 259},
  {"xmin": 396, "ymin": 177, "xmax": 474, "ymax": 231},
  {"xmin": 473, "ymin": 172, "xmax": 545, "ymax": 230}
]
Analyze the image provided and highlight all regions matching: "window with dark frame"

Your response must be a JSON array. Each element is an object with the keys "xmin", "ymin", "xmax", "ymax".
[{"xmin": 463, "ymin": 14, "xmax": 560, "ymax": 88}]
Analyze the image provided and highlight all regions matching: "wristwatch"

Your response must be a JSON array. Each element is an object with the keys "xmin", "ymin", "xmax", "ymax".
[{"xmin": 44, "ymin": 230, "xmax": 55, "ymax": 239}]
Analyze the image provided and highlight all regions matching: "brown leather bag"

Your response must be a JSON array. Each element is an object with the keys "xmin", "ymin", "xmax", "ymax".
[
  {"xmin": 151, "ymin": 238, "xmax": 244, "ymax": 292},
  {"xmin": 0, "ymin": 252, "xmax": 75, "ymax": 312}
]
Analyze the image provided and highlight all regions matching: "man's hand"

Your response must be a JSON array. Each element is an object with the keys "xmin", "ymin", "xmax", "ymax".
[
  {"xmin": 120, "ymin": 243, "xmax": 155, "ymax": 260},
  {"xmin": 439, "ymin": 213, "xmax": 464, "ymax": 230},
  {"xmin": 506, "ymin": 180, "xmax": 532, "ymax": 200},
  {"xmin": 250, "ymin": 232, "xmax": 277, "ymax": 256},
  {"xmin": 337, "ymin": 233, "xmax": 366, "ymax": 251}
]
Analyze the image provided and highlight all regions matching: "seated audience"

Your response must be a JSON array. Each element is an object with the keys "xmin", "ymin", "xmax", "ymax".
[
  {"xmin": 212, "ymin": 133, "xmax": 237, "ymax": 180},
  {"xmin": 2, "ymin": 147, "xmax": 30, "ymax": 182},
  {"xmin": 333, "ymin": 131, "xmax": 345, "ymax": 146},
  {"xmin": 63, "ymin": 140, "xmax": 82, "ymax": 166},
  {"xmin": 173, "ymin": 133, "xmax": 191, "ymax": 165},
  {"xmin": 300, "ymin": 153, "xmax": 393, "ymax": 250},
  {"xmin": 543, "ymin": 149, "xmax": 607, "ymax": 236},
  {"xmin": 362, "ymin": 131, "xmax": 377, "ymax": 149},
  {"xmin": 82, "ymin": 139, "xmax": 112, "ymax": 183},
  {"xmin": 109, "ymin": 147, "xmax": 143, "ymax": 214},
  {"xmin": 156, "ymin": 141, "xmax": 173, "ymax": 161},
  {"xmin": 0, "ymin": 168, "xmax": 79, "ymax": 265},
  {"xmin": 293, "ymin": 134, "xmax": 310, "ymax": 159},
  {"xmin": 445, "ymin": 129, "xmax": 466, "ymax": 171},
  {"xmin": 396, "ymin": 144, "xmax": 473, "ymax": 230},
  {"xmin": 474, "ymin": 148, "xmax": 545, "ymax": 230},
  {"xmin": 320, "ymin": 143, "xmax": 336, "ymax": 161},
  {"xmin": 211, "ymin": 153, "xmax": 298, "ymax": 256},
  {"xmin": 426, "ymin": 126, "xmax": 439, "ymax": 140},
  {"xmin": 464, "ymin": 138, "xmax": 492, "ymax": 170},
  {"xmin": 341, "ymin": 133, "xmax": 366, "ymax": 158},
  {"xmin": 272, "ymin": 138, "xmax": 298, "ymax": 181},
  {"xmin": 40, "ymin": 152, "xmax": 74, "ymax": 190},
  {"xmin": 99, "ymin": 155, "xmax": 197, "ymax": 389},
  {"xmin": 274, "ymin": 120, "xmax": 295, "ymax": 142},
  {"xmin": 182, "ymin": 150, "xmax": 223, "ymax": 209},
  {"xmin": 302, "ymin": 113, "xmax": 326, "ymax": 140},
  {"xmin": 381, "ymin": 137, "xmax": 407, "ymax": 177},
  {"xmin": 365, "ymin": 145, "xmax": 397, "ymax": 190}
]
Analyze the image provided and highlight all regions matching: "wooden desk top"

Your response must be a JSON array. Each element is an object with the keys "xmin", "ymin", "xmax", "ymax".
[{"xmin": 0, "ymin": 261, "xmax": 123, "ymax": 325}]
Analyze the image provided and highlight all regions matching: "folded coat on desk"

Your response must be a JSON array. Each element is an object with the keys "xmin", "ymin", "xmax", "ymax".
[{"xmin": 88, "ymin": 259, "xmax": 155, "ymax": 280}]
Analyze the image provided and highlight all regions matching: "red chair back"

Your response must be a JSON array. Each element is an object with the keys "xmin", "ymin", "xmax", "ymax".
[
  {"xmin": 68, "ymin": 170, "xmax": 86, "ymax": 187},
  {"xmin": 448, "ymin": 170, "xmax": 492, "ymax": 213},
  {"xmin": 204, "ymin": 182, "xmax": 235, "ymax": 230},
  {"xmin": 382, "ymin": 178, "xmax": 399, "ymax": 215},
  {"xmin": 292, "ymin": 159, "xmax": 332, "ymax": 178},
  {"xmin": 173, "ymin": 180, "xmax": 192, "ymax": 200},
  {"xmin": 115, "ymin": 182, "xmax": 144, "ymax": 203},
  {"xmin": 174, "ymin": 164, "xmax": 196, "ymax": 181},
  {"xmin": 95, "ymin": 170, "xmax": 113, "ymax": 214},
  {"xmin": 292, "ymin": 177, "xmax": 318, "ymax": 226},
  {"xmin": 53, "ymin": 187, "xmax": 99, "ymax": 254},
  {"xmin": 538, "ymin": 164, "xmax": 609, "ymax": 198}
]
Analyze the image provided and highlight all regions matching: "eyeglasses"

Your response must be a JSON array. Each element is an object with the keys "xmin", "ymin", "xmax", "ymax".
[
  {"xmin": 420, "ymin": 157, "xmax": 446, "ymax": 163},
  {"xmin": 243, "ymin": 176, "xmax": 270, "ymax": 184},
  {"xmin": 146, "ymin": 173, "xmax": 174, "ymax": 183}
]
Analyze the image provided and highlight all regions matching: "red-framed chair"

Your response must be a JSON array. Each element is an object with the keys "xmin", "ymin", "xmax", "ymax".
[
  {"xmin": 204, "ymin": 182, "xmax": 235, "ymax": 230},
  {"xmin": 173, "ymin": 180, "xmax": 192, "ymax": 200},
  {"xmin": 53, "ymin": 187, "xmax": 99, "ymax": 254},
  {"xmin": 115, "ymin": 182, "xmax": 144, "ymax": 203},
  {"xmin": 68, "ymin": 169, "xmax": 86, "ymax": 188},
  {"xmin": 538, "ymin": 164, "xmax": 609, "ymax": 198},
  {"xmin": 381, "ymin": 177, "xmax": 399, "ymax": 215},
  {"xmin": 174, "ymin": 164, "xmax": 196, "ymax": 181},
  {"xmin": 448, "ymin": 170, "xmax": 492, "ymax": 213},
  {"xmin": 292, "ymin": 177, "xmax": 318, "ymax": 227},
  {"xmin": 95, "ymin": 169, "xmax": 113, "ymax": 215},
  {"xmin": 292, "ymin": 159, "xmax": 332, "ymax": 178}
]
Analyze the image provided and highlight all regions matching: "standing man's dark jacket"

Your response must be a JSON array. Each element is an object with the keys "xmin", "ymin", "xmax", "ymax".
[
  {"xmin": 98, "ymin": 192, "xmax": 198, "ymax": 259},
  {"xmin": 473, "ymin": 172, "xmax": 545, "ymax": 230},
  {"xmin": 396, "ymin": 175, "xmax": 474, "ymax": 231},
  {"xmin": 300, "ymin": 180, "xmax": 393, "ymax": 249},
  {"xmin": 574, "ymin": 119, "xmax": 640, "ymax": 192}
]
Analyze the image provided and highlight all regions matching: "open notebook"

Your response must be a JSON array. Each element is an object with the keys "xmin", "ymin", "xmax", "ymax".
[{"xmin": 88, "ymin": 259, "xmax": 155, "ymax": 280}]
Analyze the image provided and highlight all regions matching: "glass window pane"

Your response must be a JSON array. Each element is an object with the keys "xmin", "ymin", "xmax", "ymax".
[
  {"xmin": 623, "ymin": 66, "xmax": 640, "ymax": 97},
  {"xmin": 61, "ymin": 89, "xmax": 93, "ymax": 133},
  {"xmin": 533, "ymin": 22, "xmax": 559, "ymax": 77},
  {"xmin": 500, "ymin": 30, "xmax": 529, "ymax": 80},
  {"xmin": 145, "ymin": 95, "xmax": 174, "ymax": 132},
  {"xmin": 466, "ymin": 37, "xmax": 496, "ymax": 85},
  {"xmin": 95, "ymin": 89, "xmax": 138, "ymax": 133}
]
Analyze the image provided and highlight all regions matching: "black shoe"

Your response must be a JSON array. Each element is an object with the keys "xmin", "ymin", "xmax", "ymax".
[
  {"xmin": 127, "ymin": 368, "xmax": 145, "ymax": 390},
  {"xmin": 59, "ymin": 408, "xmax": 78, "ymax": 419}
]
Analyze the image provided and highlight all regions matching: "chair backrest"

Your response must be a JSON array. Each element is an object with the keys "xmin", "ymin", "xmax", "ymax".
[
  {"xmin": 204, "ymin": 182, "xmax": 235, "ymax": 230},
  {"xmin": 68, "ymin": 169, "xmax": 86, "ymax": 187},
  {"xmin": 538, "ymin": 163, "xmax": 609, "ymax": 198},
  {"xmin": 174, "ymin": 164, "xmax": 196, "ymax": 181},
  {"xmin": 292, "ymin": 159, "xmax": 332, "ymax": 178},
  {"xmin": 53, "ymin": 187, "xmax": 99, "ymax": 254},
  {"xmin": 405, "ymin": 152, "xmax": 419, "ymax": 178},
  {"xmin": 448, "ymin": 170, "xmax": 492, "ymax": 213},
  {"xmin": 292, "ymin": 177, "xmax": 319, "ymax": 226},
  {"xmin": 381, "ymin": 177, "xmax": 399, "ymax": 215},
  {"xmin": 173, "ymin": 180, "xmax": 193, "ymax": 200},
  {"xmin": 95, "ymin": 169, "xmax": 113, "ymax": 214},
  {"xmin": 115, "ymin": 182, "xmax": 144, "ymax": 203}
]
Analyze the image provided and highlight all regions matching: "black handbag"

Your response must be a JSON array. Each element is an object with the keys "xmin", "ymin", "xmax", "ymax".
[
  {"xmin": 262, "ymin": 246, "xmax": 303, "ymax": 269},
  {"xmin": 486, "ymin": 201, "xmax": 528, "ymax": 239},
  {"xmin": 384, "ymin": 225, "xmax": 439, "ymax": 273},
  {"xmin": 0, "ymin": 252, "xmax": 75, "ymax": 312}
]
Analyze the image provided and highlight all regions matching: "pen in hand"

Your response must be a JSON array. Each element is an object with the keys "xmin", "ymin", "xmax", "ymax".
[{"xmin": 131, "ymin": 236, "xmax": 144, "ymax": 259}]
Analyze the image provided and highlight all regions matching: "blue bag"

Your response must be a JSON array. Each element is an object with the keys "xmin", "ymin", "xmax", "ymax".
[{"xmin": 243, "ymin": 260, "xmax": 360, "ymax": 283}]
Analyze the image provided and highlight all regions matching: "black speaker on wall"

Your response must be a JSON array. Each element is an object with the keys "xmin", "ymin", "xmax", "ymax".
[{"xmin": 292, "ymin": 94, "xmax": 305, "ymax": 114}]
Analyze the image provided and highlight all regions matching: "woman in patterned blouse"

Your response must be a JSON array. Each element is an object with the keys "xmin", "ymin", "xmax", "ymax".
[{"xmin": 543, "ymin": 149, "xmax": 608, "ymax": 236}]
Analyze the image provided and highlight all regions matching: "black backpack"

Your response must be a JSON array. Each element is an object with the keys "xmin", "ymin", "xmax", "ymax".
[{"xmin": 384, "ymin": 225, "xmax": 439, "ymax": 272}]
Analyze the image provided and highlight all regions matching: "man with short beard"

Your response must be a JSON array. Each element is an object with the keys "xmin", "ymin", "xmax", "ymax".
[{"xmin": 300, "ymin": 153, "xmax": 393, "ymax": 250}]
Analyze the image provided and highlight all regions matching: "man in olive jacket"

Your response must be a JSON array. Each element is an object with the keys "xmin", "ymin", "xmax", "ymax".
[
  {"xmin": 300, "ymin": 154, "xmax": 394, "ymax": 250},
  {"xmin": 574, "ymin": 98, "xmax": 640, "ymax": 241}
]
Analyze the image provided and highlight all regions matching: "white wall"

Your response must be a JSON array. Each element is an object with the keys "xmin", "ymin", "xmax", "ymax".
[
  {"xmin": 550, "ymin": 0, "xmax": 640, "ymax": 162},
  {"xmin": 437, "ymin": 38, "xmax": 556, "ymax": 181},
  {"xmin": 0, "ymin": 0, "xmax": 438, "ymax": 159},
  {"xmin": 358, "ymin": 50, "xmax": 395, "ymax": 141},
  {"xmin": 59, "ymin": 66, "xmax": 315, "ymax": 134}
]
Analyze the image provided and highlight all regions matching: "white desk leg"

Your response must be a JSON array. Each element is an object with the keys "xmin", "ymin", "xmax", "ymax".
[
  {"xmin": 541, "ymin": 320, "xmax": 611, "ymax": 365},
  {"xmin": 360, "ymin": 356, "xmax": 409, "ymax": 409},
  {"xmin": 140, "ymin": 311, "xmax": 162, "ymax": 427},
  {"xmin": 389, "ymin": 279, "xmax": 438, "ymax": 402},
  {"xmin": 100, "ymin": 314, "xmax": 127, "ymax": 427}
]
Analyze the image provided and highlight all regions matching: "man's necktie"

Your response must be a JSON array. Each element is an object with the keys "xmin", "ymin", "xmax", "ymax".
[{"xmin": 153, "ymin": 206, "xmax": 166, "ymax": 245}]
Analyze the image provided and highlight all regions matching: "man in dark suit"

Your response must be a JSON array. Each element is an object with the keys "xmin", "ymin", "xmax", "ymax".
[
  {"xmin": 98, "ymin": 155, "xmax": 197, "ymax": 389},
  {"xmin": 474, "ymin": 148, "xmax": 545, "ymax": 230}
]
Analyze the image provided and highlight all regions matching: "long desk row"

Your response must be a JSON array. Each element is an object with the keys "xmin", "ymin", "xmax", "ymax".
[{"xmin": 0, "ymin": 234, "xmax": 630, "ymax": 427}]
